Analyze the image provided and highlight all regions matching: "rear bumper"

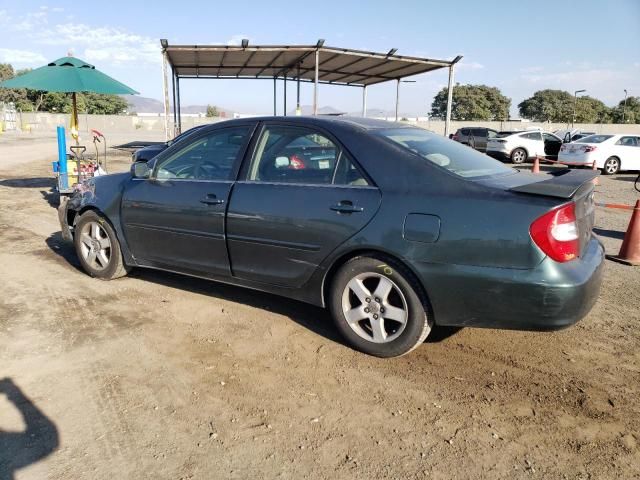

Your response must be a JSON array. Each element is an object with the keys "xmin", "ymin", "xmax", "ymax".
[
  {"xmin": 416, "ymin": 236, "xmax": 604, "ymax": 330},
  {"xmin": 486, "ymin": 150, "xmax": 511, "ymax": 162}
]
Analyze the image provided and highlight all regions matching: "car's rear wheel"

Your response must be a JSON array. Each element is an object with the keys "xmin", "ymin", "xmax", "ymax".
[
  {"xmin": 329, "ymin": 255, "xmax": 432, "ymax": 357},
  {"xmin": 74, "ymin": 210, "xmax": 129, "ymax": 280},
  {"xmin": 510, "ymin": 148, "xmax": 527, "ymax": 164},
  {"xmin": 602, "ymin": 156, "xmax": 620, "ymax": 175}
]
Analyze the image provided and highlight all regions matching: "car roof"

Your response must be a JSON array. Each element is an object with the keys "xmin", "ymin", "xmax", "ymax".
[{"xmin": 209, "ymin": 115, "xmax": 410, "ymax": 131}]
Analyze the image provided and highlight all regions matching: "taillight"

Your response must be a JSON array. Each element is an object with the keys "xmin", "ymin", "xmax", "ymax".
[
  {"xmin": 583, "ymin": 145, "xmax": 597, "ymax": 153},
  {"xmin": 560, "ymin": 145, "xmax": 566, "ymax": 151},
  {"xmin": 530, "ymin": 203, "xmax": 579, "ymax": 262},
  {"xmin": 289, "ymin": 154, "xmax": 306, "ymax": 170},
  {"xmin": 452, "ymin": 134, "xmax": 459, "ymax": 141}
]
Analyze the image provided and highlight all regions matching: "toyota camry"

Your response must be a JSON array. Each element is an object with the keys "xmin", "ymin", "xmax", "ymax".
[{"xmin": 59, "ymin": 117, "xmax": 604, "ymax": 357}]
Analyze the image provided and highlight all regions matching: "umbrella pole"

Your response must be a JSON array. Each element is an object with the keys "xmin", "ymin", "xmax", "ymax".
[{"xmin": 71, "ymin": 92, "xmax": 80, "ymax": 146}]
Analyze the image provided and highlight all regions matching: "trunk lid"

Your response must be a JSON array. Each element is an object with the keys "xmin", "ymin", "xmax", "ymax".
[{"xmin": 475, "ymin": 169, "xmax": 598, "ymax": 258}]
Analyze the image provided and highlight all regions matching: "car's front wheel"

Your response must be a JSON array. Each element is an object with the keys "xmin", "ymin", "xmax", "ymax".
[
  {"xmin": 329, "ymin": 255, "xmax": 432, "ymax": 357},
  {"xmin": 510, "ymin": 148, "xmax": 527, "ymax": 164},
  {"xmin": 74, "ymin": 210, "xmax": 129, "ymax": 280},
  {"xmin": 602, "ymin": 156, "xmax": 620, "ymax": 175}
]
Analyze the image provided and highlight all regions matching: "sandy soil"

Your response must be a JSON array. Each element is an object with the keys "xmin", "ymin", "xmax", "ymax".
[{"xmin": 0, "ymin": 136, "xmax": 639, "ymax": 479}]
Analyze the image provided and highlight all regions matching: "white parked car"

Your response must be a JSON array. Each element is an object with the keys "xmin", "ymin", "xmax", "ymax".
[
  {"xmin": 558, "ymin": 134, "xmax": 640, "ymax": 175},
  {"xmin": 486, "ymin": 130, "xmax": 563, "ymax": 164}
]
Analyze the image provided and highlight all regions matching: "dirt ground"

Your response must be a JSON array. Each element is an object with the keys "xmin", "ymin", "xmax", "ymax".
[{"xmin": 1, "ymin": 134, "xmax": 639, "ymax": 480}]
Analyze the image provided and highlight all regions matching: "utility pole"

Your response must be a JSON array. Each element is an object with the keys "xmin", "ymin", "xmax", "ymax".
[
  {"xmin": 622, "ymin": 89, "xmax": 628, "ymax": 124},
  {"xmin": 572, "ymin": 89, "xmax": 586, "ymax": 127}
]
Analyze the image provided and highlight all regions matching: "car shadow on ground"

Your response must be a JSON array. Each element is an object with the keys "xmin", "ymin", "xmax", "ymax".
[
  {"xmin": 0, "ymin": 378, "xmax": 59, "ymax": 480},
  {"xmin": 45, "ymin": 232, "xmax": 462, "ymax": 347},
  {"xmin": 593, "ymin": 227, "xmax": 625, "ymax": 240}
]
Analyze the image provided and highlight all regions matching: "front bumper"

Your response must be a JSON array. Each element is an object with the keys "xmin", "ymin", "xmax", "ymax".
[
  {"xmin": 416, "ymin": 236, "xmax": 605, "ymax": 330},
  {"xmin": 57, "ymin": 197, "xmax": 74, "ymax": 242}
]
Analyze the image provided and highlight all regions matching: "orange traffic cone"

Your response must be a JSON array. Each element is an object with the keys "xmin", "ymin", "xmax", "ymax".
[
  {"xmin": 532, "ymin": 157, "xmax": 540, "ymax": 174},
  {"xmin": 606, "ymin": 200, "xmax": 640, "ymax": 266},
  {"xmin": 592, "ymin": 161, "xmax": 599, "ymax": 186}
]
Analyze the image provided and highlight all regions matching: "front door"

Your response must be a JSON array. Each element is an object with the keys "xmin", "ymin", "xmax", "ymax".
[
  {"xmin": 226, "ymin": 123, "xmax": 381, "ymax": 287},
  {"xmin": 121, "ymin": 125, "xmax": 254, "ymax": 276}
]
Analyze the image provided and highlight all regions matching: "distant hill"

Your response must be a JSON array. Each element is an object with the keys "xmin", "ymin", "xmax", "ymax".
[
  {"xmin": 123, "ymin": 95, "xmax": 234, "ymax": 116},
  {"xmin": 288, "ymin": 105, "xmax": 346, "ymax": 116}
]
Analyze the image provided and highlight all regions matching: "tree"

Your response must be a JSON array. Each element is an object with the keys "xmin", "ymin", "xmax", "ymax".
[
  {"xmin": 431, "ymin": 84, "xmax": 511, "ymax": 121},
  {"xmin": 519, "ymin": 89, "xmax": 615, "ymax": 123},
  {"xmin": 206, "ymin": 104, "xmax": 220, "ymax": 117},
  {"xmin": 611, "ymin": 96, "xmax": 640, "ymax": 124},
  {"xmin": 0, "ymin": 63, "xmax": 31, "ymax": 111}
]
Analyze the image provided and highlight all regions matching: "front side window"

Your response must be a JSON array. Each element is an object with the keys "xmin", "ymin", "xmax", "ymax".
[
  {"xmin": 247, "ymin": 125, "xmax": 368, "ymax": 186},
  {"xmin": 374, "ymin": 127, "xmax": 513, "ymax": 179},
  {"xmin": 472, "ymin": 128, "xmax": 486, "ymax": 137},
  {"xmin": 155, "ymin": 127, "xmax": 250, "ymax": 181}
]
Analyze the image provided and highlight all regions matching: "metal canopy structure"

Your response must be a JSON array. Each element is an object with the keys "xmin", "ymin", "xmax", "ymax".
[{"xmin": 160, "ymin": 39, "xmax": 462, "ymax": 139}]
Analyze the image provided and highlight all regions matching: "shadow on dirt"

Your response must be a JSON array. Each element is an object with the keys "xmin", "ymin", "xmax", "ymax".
[
  {"xmin": 593, "ymin": 227, "xmax": 625, "ymax": 240},
  {"xmin": 45, "ymin": 232, "xmax": 83, "ymax": 272},
  {"xmin": 45, "ymin": 232, "xmax": 462, "ymax": 348},
  {"xmin": 0, "ymin": 177, "xmax": 55, "ymax": 189},
  {"xmin": 0, "ymin": 378, "xmax": 59, "ymax": 480}
]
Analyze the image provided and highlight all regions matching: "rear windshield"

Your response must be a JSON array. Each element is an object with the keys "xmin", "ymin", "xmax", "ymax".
[
  {"xmin": 373, "ymin": 128, "xmax": 513, "ymax": 179},
  {"xmin": 576, "ymin": 134, "xmax": 613, "ymax": 144}
]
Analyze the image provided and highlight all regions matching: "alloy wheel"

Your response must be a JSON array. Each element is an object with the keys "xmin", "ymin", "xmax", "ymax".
[
  {"xmin": 604, "ymin": 158, "xmax": 619, "ymax": 175},
  {"xmin": 78, "ymin": 221, "xmax": 111, "ymax": 271},
  {"xmin": 341, "ymin": 273, "xmax": 408, "ymax": 343}
]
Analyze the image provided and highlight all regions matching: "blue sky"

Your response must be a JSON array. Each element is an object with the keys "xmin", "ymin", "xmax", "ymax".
[{"xmin": 1, "ymin": 0, "xmax": 638, "ymax": 116}]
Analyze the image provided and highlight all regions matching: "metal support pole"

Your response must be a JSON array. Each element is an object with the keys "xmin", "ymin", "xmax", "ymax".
[
  {"xmin": 171, "ymin": 70, "xmax": 177, "ymax": 136},
  {"xmin": 395, "ymin": 79, "xmax": 400, "ymax": 121},
  {"xmin": 444, "ymin": 64, "xmax": 455, "ymax": 137},
  {"xmin": 296, "ymin": 64, "xmax": 301, "ymax": 115},
  {"xmin": 362, "ymin": 85, "xmax": 367, "ymax": 117},
  {"xmin": 176, "ymin": 76, "xmax": 182, "ymax": 135},
  {"xmin": 161, "ymin": 49, "xmax": 171, "ymax": 141},
  {"xmin": 273, "ymin": 77, "xmax": 277, "ymax": 115},
  {"xmin": 283, "ymin": 73, "xmax": 287, "ymax": 116},
  {"xmin": 313, "ymin": 50, "xmax": 319, "ymax": 116}
]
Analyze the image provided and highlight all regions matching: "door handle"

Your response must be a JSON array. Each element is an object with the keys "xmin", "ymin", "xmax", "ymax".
[
  {"xmin": 200, "ymin": 194, "xmax": 225, "ymax": 205},
  {"xmin": 330, "ymin": 201, "xmax": 363, "ymax": 214}
]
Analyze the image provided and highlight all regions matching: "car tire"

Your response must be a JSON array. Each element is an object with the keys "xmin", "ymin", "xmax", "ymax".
[
  {"xmin": 510, "ymin": 148, "xmax": 527, "ymax": 164},
  {"xmin": 74, "ymin": 210, "xmax": 129, "ymax": 280},
  {"xmin": 602, "ymin": 156, "xmax": 620, "ymax": 175},
  {"xmin": 329, "ymin": 255, "xmax": 432, "ymax": 358}
]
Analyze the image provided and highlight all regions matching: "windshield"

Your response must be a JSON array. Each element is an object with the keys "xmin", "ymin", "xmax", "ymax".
[
  {"xmin": 576, "ymin": 134, "xmax": 613, "ymax": 144},
  {"xmin": 373, "ymin": 128, "xmax": 513, "ymax": 178}
]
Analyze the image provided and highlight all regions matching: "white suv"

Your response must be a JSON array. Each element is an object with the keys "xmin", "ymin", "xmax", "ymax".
[{"xmin": 486, "ymin": 130, "xmax": 563, "ymax": 164}]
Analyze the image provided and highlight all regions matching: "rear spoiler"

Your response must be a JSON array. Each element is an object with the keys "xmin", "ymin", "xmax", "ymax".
[{"xmin": 509, "ymin": 169, "xmax": 599, "ymax": 199}]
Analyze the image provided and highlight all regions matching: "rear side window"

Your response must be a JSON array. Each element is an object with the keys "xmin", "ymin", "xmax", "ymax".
[
  {"xmin": 460, "ymin": 128, "xmax": 470, "ymax": 135},
  {"xmin": 247, "ymin": 125, "xmax": 368, "ymax": 186},
  {"xmin": 576, "ymin": 135, "xmax": 613, "ymax": 144},
  {"xmin": 521, "ymin": 132, "xmax": 542, "ymax": 140},
  {"xmin": 374, "ymin": 128, "xmax": 513, "ymax": 179},
  {"xmin": 616, "ymin": 136, "xmax": 638, "ymax": 147},
  {"xmin": 472, "ymin": 128, "xmax": 486, "ymax": 137}
]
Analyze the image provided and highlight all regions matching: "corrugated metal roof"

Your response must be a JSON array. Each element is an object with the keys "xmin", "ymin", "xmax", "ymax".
[{"xmin": 163, "ymin": 43, "xmax": 455, "ymax": 86}]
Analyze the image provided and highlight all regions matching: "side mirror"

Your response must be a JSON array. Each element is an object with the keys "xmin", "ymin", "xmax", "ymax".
[{"xmin": 131, "ymin": 161, "xmax": 151, "ymax": 179}]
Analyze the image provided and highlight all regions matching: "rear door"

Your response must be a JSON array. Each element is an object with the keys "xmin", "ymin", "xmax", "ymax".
[
  {"xmin": 226, "ymin": 123, "xmax": 381, "ymax": 287},
  {"xmin": 471, "ymin": 128, "xmax": 488, "ymax": 151},
  {"xmin": 543, "ymin": 133, "xmax": 562, "ymax": 159},
  {"xmin": 121, "ymin": 124, "xmax": 254, "ymax": 276},
  {"xmin": 614, "ymin": 136, "xmax": 640, "ymax": 170}
]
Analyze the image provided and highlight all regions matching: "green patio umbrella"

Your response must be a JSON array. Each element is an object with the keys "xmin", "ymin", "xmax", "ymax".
[{"xmin": 0, "ymin": 56, "xmax": 138, "ymax": 141}]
